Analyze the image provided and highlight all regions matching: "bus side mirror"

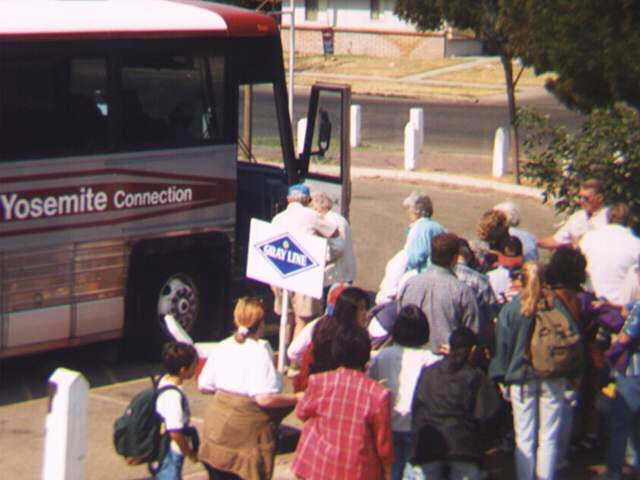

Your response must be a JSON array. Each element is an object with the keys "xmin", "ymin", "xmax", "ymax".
[{"xmin": 316, "ymin": 108, "xmax": 331, "ymax": 157}]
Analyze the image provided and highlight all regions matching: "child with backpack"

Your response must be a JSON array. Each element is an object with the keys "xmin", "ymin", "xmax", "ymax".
[{"xmin": 155, "ymin": 341, "xmax": 199, "ymax": 479}]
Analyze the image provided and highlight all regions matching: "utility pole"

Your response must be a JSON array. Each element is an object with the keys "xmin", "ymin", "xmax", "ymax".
[
  {"xmin": 242, "ymin": 85, "xmax": 252, "ymax": 160},
  {"xmin": 287, "ymin": 0, "xmax": 295, "ymax": 128}
]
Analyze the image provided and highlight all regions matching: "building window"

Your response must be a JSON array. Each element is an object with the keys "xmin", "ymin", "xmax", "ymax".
[
  {"xmin": 305, "ymin": 0, "xmax": 318, "ymax": 21},
  {"xmin": 305, "ymin": 0, "xmax": 327, "ymax": 21},
  {"xmin": 371, "ymin": 0, "xmax": 381, "ymax": 19}
]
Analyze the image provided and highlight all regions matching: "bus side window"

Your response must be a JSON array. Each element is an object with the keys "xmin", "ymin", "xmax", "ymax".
[
  {"xmin": 121, "ymin": 89, "xmax": 168, "ymax": 147},
  {"xmin": 169, "ymin": 101, "xmax": 200, "ymax": 145},
  {"xmin": 120, "ymin": 54, "xmax": 225, "ymax": 150},
  {"xmin": 0, "ymin": 57, "xmax": 109, "ymax": 161},
  {"xmin": 69, "ymin": 58, "xmax": 109, "ymax": 153},
  {"xmin": 66, "ymin": 94, "xmax": 107, "ymax": 152}
]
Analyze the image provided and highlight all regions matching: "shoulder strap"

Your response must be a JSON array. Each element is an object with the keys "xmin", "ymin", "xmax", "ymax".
[
  {"xmin": 549, "ymin": 289, "xmax": 585, "ymax": 340},
  {"xmin": 155, "ymin": 384, "xmax": 189, "ymax": 425},
  {"xmin": 551, "ymin": 288, "xmax": 581, "ymax": 321},
  {"xmin": 155, "ymin": 384, "xmax": 186, "ymax": 405}
]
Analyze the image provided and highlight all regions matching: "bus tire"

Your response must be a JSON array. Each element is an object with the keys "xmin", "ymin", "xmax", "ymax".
[{"xmin": 125, "ymin": 234, "xmax": 231, "ymax": 359}]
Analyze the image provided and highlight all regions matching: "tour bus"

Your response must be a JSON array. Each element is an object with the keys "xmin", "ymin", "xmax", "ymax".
[{"xmin": 0, "ymin": 0, "xmax": 351, "ymax": 359}]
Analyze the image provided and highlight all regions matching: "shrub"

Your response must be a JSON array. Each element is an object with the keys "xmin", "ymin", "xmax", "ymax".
[{"xmin": 518, "ymin": 103, "xmax": 640, "ymax": 228}]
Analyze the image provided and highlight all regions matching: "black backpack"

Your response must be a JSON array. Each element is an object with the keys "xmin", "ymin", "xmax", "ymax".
[{"xmin": 113, "ymin": 376, "xmax": 186, "ymax": 470}]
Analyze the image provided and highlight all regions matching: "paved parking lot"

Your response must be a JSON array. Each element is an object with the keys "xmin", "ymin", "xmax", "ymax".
[{"xmin": 2, "ymin": 177, "xmax": 577, "ymax": 479}]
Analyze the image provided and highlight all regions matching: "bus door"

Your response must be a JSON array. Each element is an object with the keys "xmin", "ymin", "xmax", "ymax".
[
  {"xmin": 298, "ymin": 84, "xmax": 351, "ymax": 221},
  {"xmin": 235, "ymin": 82, "xmax": 351, "ymax": 276}
]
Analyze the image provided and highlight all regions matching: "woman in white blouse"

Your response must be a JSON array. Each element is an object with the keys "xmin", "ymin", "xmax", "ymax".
[{"xmin": 198, "ymin": 297, "xmax": 300, "ymax": 480}]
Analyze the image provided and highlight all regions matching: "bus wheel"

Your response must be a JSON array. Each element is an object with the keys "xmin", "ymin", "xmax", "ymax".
[
  {"xmin": 157, "ymin": 273, "xmax": 200, "ymax": 337},
  {"xmin": 126, "ymin": 256, "xmax": 210, "ymax": 359},
  {"xmin": 144, "ymin": 258, "xmax": 213, "ymax": 356},
  {"xmin": 125, "ymin": 234, "xmax": 231, "ymax": 360}
]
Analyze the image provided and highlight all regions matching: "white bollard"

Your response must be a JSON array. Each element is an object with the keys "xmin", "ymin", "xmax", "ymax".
[
  {"xmin": 350, "ymin": 104, "xmax": 361, "ymax": 148},
  {"xmin": 410, "ymin": 108, "xmax": 424, "ymax": 150},
  {"xmin": 404, "ymin": 122, "xmax": 419, "ymax": 171},
  {"xmin": 297, "ymin": 118, "xmax": 308, "ymax": 155},
  {"xmin": 43, "ymin": 368, "xmax": 89, "ymax": 480},
  {"xmin": 492, "ymin": 126, "xmax": 510, "ymax": 177}
]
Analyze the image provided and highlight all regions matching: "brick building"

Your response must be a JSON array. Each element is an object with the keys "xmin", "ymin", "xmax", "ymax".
[{"xmin": 278, "ymin": 0, "xmax": 482, "ymax": 58}]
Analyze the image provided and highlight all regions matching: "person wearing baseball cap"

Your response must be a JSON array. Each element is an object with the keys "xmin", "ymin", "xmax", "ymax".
[
  {"xmin": 287, "ymin": 183, "xmax": 311, "ymax": 199},
  {"xmin": 271, "ymin": 184, "xmax": 338, "ymax": 345}
]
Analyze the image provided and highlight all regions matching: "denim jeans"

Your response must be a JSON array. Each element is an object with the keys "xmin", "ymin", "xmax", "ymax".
[
  {"xmin": 556, "ymin": 387, "xmax": 578, "ymax": 467},
  {"xmin": 606, "ymin": 375, "xmax": 640, "ymax": 480},
  {"xmin": 509, "ymin": 378, "xmax": 566, "ymax": 480},
  {"xmin": 410, "ymin": 461, "xmax": 481, "ymax": 480},
  {"xmin": 392, "ymin": 431, "xmax": 415, "ymax": 480},
  {"xmin": 156, "ymin": 448, "xmax": 184, "ymax": 480}
]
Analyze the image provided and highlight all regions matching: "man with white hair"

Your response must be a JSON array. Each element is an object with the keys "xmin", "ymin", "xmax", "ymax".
[
  {"xmin": 310, "ymin": 191, "xmax": 356, "ymax": 288},
  {"xmin": 403, "ymin": 191, "xmax": 446, "ymax": 273},
  {"xmin": 493, "ymin": 201, "xmax": 539, "ymax": 262},
  {"xmin": 271, "ymin": 184, "xmax": 338, "ymax": 341}
]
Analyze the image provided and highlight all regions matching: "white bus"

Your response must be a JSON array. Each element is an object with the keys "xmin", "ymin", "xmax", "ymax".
[{"xmin": 0, "ymin": 0, "xmax": 351, "ymax": 359}]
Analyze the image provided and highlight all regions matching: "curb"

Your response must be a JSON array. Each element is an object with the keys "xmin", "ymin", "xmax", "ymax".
[{"xmin": 310, "ymin": 164, "xmax": 543, "ymax": 199}]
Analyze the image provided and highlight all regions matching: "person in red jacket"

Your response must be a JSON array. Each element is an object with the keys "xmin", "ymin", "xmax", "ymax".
[{"xmin": 292, "ymin": 325, "xmax": 394, "ymax": 480}]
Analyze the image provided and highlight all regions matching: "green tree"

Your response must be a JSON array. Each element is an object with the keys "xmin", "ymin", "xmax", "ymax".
[
  {"xmin": 519, "ymin": 103, "xmax": 640, "ymax": 226},
  {"xmin": 394, "ymin": 0, "xmax": 530, "ymax": 183},
  {"xmin": 513, "ymin": 0, "xmax": 640, "ymax": 113}
]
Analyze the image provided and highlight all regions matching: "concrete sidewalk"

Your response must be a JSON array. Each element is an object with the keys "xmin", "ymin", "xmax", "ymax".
[
  {"xmin": 401, "ymin": 57, "xmax": 501, "ymax": 81},
  {"xmin": 308, "ymin": 162, "xmax": 543, "ymax": 199}
]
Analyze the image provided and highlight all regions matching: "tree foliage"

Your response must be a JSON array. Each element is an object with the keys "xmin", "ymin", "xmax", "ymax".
[
  {"xmin": 512, "ymin": 0, "xmax": 640, "ymax": 113},
  {"xmin": 394, "ymin": 0, "xmax": 529, "ymax": 183},
  {"xmin": 519, "ymin": 104, "xmax": 640, "ymax": 226},
  {"xmin": 394, "ymin": 0, "xmax": 522, "ymax": 56}
]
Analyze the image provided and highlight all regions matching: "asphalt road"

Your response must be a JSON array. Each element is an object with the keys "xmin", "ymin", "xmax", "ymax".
[
  {"xmin": 350, "ymin": 178, "xmax": 557, "ymax": 293},
  {"xmin": 249, "ymin": 88, "xmax": 584, "ymax": 158}
]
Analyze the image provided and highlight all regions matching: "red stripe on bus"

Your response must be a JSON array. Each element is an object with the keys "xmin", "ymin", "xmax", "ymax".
[
  {"xmin": 2, "ymin": 168, "xmax": 233, "ymax": 185},
  {"xmin": 0, "ymin": 198, "xmax": 234, "ymax": 238}
]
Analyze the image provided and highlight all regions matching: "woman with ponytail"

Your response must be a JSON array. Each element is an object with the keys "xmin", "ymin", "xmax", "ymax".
[
  {"xmin": 198, "ymin": 298, "xmax": 300, "ymax": 480},
  {"xmin": 489, "ymin": 262, "xmax": 568, "ymax": 480}
]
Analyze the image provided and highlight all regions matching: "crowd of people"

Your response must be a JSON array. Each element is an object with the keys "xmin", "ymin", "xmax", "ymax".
[{"xmin": 151, "ymin": 179, "xmax": 640, "ymax": 480}]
